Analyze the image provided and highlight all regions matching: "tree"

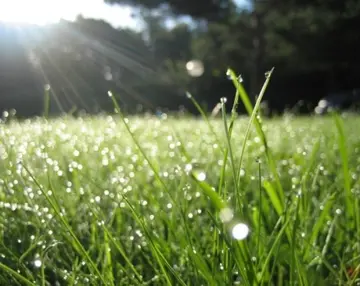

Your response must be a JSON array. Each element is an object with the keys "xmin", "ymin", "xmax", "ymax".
[
  {"xmin": 105, "ymin": 0, "xmax": 267, "ymax": 99},
  {"xmin": 2, "ymin": 0, "xmax": 360, "ymax": 117},
  {"xmin": 0, "ymin": 17, "xmax": 162, "ymax": 116},
  {"xmin": 105, "ymin": 0, "xmax": 233, "ymax": 21},
  {"xmin": 0, "ymin": 23, "xmax": 44, "ymax": 117}
]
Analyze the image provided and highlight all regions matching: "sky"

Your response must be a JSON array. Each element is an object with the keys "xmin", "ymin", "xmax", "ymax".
[
  {"xmin": 0, "ymin": 0, "xmax": 249, "ymax": 28},
  {"xmin": 0, "ymin": 0, "xmax": 138, "ymax": 28}
]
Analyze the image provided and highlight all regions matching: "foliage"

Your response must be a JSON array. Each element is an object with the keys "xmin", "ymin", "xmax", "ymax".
[{"xmin": 105, "ymin": 0, "xmax": 234, "ymax": 21}]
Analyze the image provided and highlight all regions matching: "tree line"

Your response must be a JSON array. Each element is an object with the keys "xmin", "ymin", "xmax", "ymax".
[{"xmin": 1, "ymin": 0, "xmax": 360, "ymax": 117}]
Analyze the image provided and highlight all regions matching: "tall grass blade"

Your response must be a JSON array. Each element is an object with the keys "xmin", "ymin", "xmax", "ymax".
[
  {"xmin": 0, "ymin": 262, "xmax": 36, "ymax": 286},
  {"xmin": 186, "ymin": 92, "xmax": 224, "ymax": 150},
  {"xmin": 333, "ymin": 114, "xmax": 354, "ymax": 224},
  {"xmin": 43, "ymin": 86, "xmax": 50, "ymax": 119},
  {"xmin": 21, "ymin": 164, "xmax": 107, "ymax": 285},
  {"xmin": 227, "ymin": 68, "xmax": 285, "ymax": 204},
  {"xmin": 122, "ymin": 196, "xmax": 187, "ymax": 286}
]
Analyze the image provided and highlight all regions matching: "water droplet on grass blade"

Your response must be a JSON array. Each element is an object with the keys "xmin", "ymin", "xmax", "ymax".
[
  {"xmin": 219, "ymin": 208, "xmax": 234, "ymax": 223},
  {"xmin": 226, "ymin": 69, "xmax": 231, "ymax": 79},
  {"xmin": 185, "ymin": 163, "xmax": 193, "ymax": 173},
  {"xmin": 239, "ymin": 169, "xmax": 245, "ymax": 177},
  {"xmin": 193, "ymin": 169, "xmax": 206, "ymax": 181},
  {"xmin": 220, "ymin": 97, "xmax": 227, "ymax": 104},
  {"xmin": 232, "ymin": 223, "xmax": 249, "ymax": 240},
  {"xmin": 34, "ymin": 259, "xmax": 42, "ymax": 268},
  {"xmin": 265, "ymin": 70, "xmax": 271, "ymax": 78}
]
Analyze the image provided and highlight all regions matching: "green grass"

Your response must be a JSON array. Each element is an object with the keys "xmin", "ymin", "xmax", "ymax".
[{"xmin": 1, "ymin": 79, "xmax": 360, "ymax": 285}]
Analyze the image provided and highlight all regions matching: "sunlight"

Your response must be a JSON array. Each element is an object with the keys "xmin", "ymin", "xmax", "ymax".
[
  {"xmin": 0, "ymin": 0, "xmax": 74, "ymax": 25},
  {"xmin": 0, "ymin": 0, "xmax": 137, "ymax": 28}
]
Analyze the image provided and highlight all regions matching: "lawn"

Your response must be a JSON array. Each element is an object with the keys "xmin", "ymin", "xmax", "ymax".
[
  {"xmin": 0, "ymin": 112, "xmax": 359, "ymax": 285},
  {"xmin": 0, "ymin": 71, "xmax": 359, "ymax": 285}
]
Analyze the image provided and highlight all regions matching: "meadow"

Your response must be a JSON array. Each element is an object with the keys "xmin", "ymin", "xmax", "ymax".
[{"xmin": 0, "ymin": 73, "xmax": 359, "ymax": 285}]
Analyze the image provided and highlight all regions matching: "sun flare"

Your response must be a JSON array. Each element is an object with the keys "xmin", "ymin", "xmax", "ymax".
[{"xmin": 0, "ymin": 0, "xmax": 76, "ymax": 25}]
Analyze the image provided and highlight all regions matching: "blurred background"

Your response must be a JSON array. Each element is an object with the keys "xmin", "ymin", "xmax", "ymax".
[{"xmin": 1, "ymin": 0, "xmax": 360, "ymax": 118}]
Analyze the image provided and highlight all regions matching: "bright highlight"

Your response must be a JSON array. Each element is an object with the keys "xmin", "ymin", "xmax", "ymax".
[
  {"xmin": 0, "ymin": 0, "xmax": 136, "ymax": 28},
  {"xmin": 231, "ymin": 223, "xmax": 250, "ymax": 240}
]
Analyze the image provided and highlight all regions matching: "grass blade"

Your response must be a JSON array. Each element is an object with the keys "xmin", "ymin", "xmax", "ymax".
[
  {"xmin": 0, "ymin": 263, "xmax": 36, "ymax": 286},
  {"xmin": 333, "ymin": 114, "xmax": 354, "ymax": 224}
]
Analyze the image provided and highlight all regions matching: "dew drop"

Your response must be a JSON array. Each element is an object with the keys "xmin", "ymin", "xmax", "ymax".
[
  {"xmin": 226, "ymin": 69, "xmax": 231, "ymax": 79},
  {"xmin": 193, "ymin": 170, "xmax": 206, "ymax": 181},
  {"xmin": 232, "ymin": 223, "xmax": 249, "ymax": 240},
  {"xmin": 34, "ymin": 259, "xmax": 42, "ymax": 268},
  {"xmin": 220, "ymin": 97, "xmax": 227, "ymax": 104},
  {"xmin": 107, "ymin": 91, "xmax": 113, "ymax": 97},
  {"xmin": 239, "ymin": 169, "xmax": 245, "ymax": 177},
  {"xmin": 219, "ymin": 208, "xmax": 234, "ymax": 223},
  {"xmin": 185, "ymin": 163, "xmax": 193, "ymax": 173}
]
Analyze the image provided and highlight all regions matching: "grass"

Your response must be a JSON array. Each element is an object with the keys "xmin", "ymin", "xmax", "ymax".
[{"xmin": 0, "ymin": 73, "xmax": 360, "ymax": 285}]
